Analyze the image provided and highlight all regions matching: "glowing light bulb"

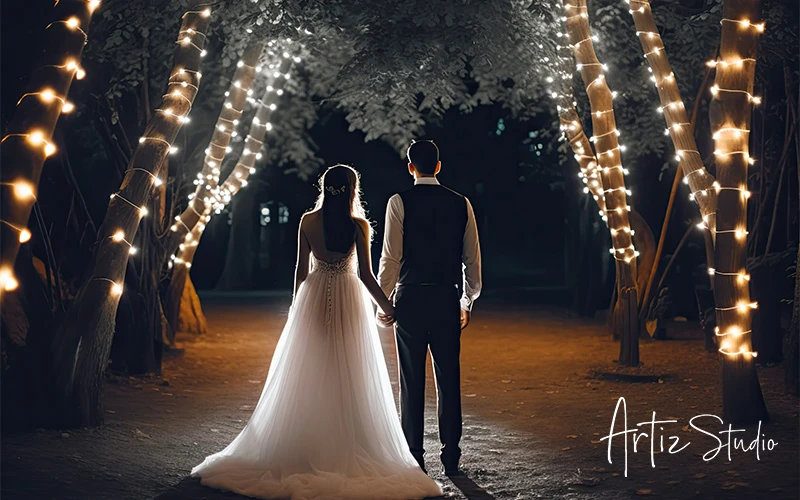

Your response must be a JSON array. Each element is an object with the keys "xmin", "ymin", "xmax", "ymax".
[
  {"xmin": 65, "ymin": 17, "xmax": 80, "ymax": 29},
  {"xmin": 62, "ymin": 101, "xmax": 75, "ymax": 113},
  {"xmin": 19, "ymin": 229, "xmax": 32, "ymax": 243},
  {"xmin": 112, "ymin": 230, "xmax": 125, "ymax": 242},
  {"xmin": 12, "ymin": 181, "xmax": 35, "ymax": 199},
  {"xmin": 28, "ymin": 131, "xmax": 45, "ymax": 145},
  {"xmin": 111, "ymin": 283, "xmax": 123, "ymax": 295},
  {"xmin": 0, "ymin": 268, "xmax": 18, "ymax": 291}
]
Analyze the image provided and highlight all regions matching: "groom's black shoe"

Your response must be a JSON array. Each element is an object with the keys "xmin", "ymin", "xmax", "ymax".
[{"xmin": 443, "ymin": 465, "xmax": 465, "ymax": 477}]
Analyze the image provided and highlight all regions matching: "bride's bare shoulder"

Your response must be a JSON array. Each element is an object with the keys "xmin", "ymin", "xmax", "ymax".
[
  {"xmin": 301, "ymin": 209, "xmax": 321, "ymax": 224},
  {"xmin": 353, "ymin": 217, "xmax": 372, "ymax": 237}
]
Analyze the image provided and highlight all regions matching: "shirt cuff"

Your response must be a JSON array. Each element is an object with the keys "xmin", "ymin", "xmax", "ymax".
[{"xmin": 460, "ymin": 295, "xmax": 473, "ymax": 311}]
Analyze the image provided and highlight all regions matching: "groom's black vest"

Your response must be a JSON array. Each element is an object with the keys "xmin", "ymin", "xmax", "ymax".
[{"xmin": 398, "ymin": 184, "xmax": 468, "ymax": 287}]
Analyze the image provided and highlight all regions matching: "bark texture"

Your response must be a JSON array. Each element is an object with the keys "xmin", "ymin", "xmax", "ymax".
[
  {"xmin": 563, "ymin": 0, "xmax": 639, "ymax": 365},
  {"xmin": 628, "ymin": 2, "xmax": 718, "ymax": 230},
  {"xmin": 0, "ymin": 1, "xmax": 97, "ymax": 296},
  {"xmin": 51, "ymin": 1, "xmax": 213, "ymax": 427},
  {"xmin": 709, "ymin": 0, "xmax": 768, "ymax": 423},
  {"xmin": 164, "ymin": 58, "xmax": 291, "ymax": 320},
  {"xmin": 163, "ymin": 42, "xmax": 264, "ymax": 258},
  {"xmin": 177, "ymin": 274, "xmax": 207, "ymax": 335}
]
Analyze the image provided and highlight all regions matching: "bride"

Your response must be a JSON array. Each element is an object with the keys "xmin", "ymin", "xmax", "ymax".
[{"xmin": 192, "ymin": 165, "xmax": 443, "ymax": 500}]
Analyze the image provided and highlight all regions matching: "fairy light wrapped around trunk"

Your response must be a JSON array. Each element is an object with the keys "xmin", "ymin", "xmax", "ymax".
[
  {"xmin": 709, "ymin": 0, "xmax": 768, "ymax": 423},
  {"xmin": 0, "ymin": 0, "xmax": 101, "ymax": 295},
  {"xmin": 562, "ymin": 0, "xmax": 640, "ymax": 365},
  {"xmin": 550, "ymin": 53, "xmax": 607, "ymax": 217},
  {"xmin": 163, "ymin": 42, "xmax": 265, "ymax": 257},
  {"xmin": 168, "ymin": 53, "xmax": 294, "ymax": 270},
  {"xmin": 559, "ymin": 106, "xmax": 606, "ymax": 216},
  {"xmin": 627, "ymin": 0, "xmax": 719, "ymax": 237},
  {"xmin": 164, "ymin": 52, "xmax": 296, "ymax": 334},
  {"xmin": 50, "ymin": 0, "xmax": 213, "ymax": 428}
]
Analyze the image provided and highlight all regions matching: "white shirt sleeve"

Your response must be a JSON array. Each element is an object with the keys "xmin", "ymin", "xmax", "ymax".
[
  {"xmin": 461, "ymin": 197, "xmax": 482, "ymax": 311},
  {"xmin": 378, "ymin": 194, "xmax": 404, "ymax": 298}
]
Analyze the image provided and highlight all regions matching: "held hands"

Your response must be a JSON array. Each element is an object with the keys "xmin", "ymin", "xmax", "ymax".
[
  {"xmin": 376, "ymin": 304, "xmax": 395, "ymax": 328},
  {"xmin": 460, "ymin": 309, "xmax": 471, "ymax": 330}
]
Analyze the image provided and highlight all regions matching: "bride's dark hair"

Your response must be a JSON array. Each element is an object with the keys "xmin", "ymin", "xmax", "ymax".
[{"xmin": 314, "ymin": 164, "xmax": 368, "ymax": 253}]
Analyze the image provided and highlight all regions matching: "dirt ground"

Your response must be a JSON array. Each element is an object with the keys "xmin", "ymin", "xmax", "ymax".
[{"xmin": 2, "ymin": 292, "xmax": 798, "ymax": 500}]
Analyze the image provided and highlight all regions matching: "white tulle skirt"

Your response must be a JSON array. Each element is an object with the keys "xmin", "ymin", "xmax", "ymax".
[{"xmin": 191, "ymin": 258, "xmax": 442, "ymax": 500}]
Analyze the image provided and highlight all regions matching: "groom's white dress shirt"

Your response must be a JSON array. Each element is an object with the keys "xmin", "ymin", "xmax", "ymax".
[{"xmin": 378, "ymin": 177, "xmax": 482, "ymax": 311}]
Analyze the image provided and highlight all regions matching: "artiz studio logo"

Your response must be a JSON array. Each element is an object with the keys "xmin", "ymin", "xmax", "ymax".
[{"xmin": 599, "ymin": 397, "xmax": 777, "ymax": 477}]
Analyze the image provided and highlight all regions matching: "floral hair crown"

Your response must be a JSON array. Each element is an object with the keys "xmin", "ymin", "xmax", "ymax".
[{"xmin": 325, "ymin": 185, "xmax": 347, "ymax": 196}]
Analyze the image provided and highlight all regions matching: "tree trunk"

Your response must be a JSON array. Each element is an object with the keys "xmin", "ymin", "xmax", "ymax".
[
  {"xmin": 556, "ymin": 101, "xmax": 607, "ymax": 215},
  {"xmin": 164, "ymin": 57, "xmax": 292, "ymax": 306},
  {"xmin": 563, "ymin": 0, "xmax": 639, "ymax": 365},
  {"xmin": 178, "ymin": 274, "xmax": 207, "ymax": 335},
  {"xmin": 50, "ymin": 1, "xmax": 212, "ymax": 428},
  {"xmin": 709, "ymin": 0, "xmax": 768, "ymax": 423},
  {"xmin": 0, "ymin": 1, "xmax": 99, "ymax": 296},
  {"xmin": 627, "ymin": 2, "xmax": 718, "ymax": 232},
  {"xmin": 163, "ymin": 42, "xmax": 264, "ymax": 259},
  {"xmin": 164, "ymin": 223, "xmax": 201, "ymax": 335},
  {"xmin": 629, "ymin": 210, "xmax": 655, "ymax": 304},
  {"xmin": 216, "ymin": 181, "xmax": 258, "ymax": 290}
]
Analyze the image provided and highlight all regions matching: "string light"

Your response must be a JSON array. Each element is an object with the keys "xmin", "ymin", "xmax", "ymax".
[
  {"xmin": 110, "ymin": 193, "xmax": 148, "ymax": 217},
  {"xmin": 1, "ymin": 181, "xmax": 36, "ymax": 200},
  {"xmin": 0, "ymin": 8, "xmax": 98, "ymax": 288},
  {"xmin": 125, "ymin": 167, "xmax": 164, "ymax": 187},
  {"xmin": 718, "ymin": 339, "xmax": 757, "ymax": 358},
  {"xmin": 708, "ymin": 268, "xmax": 751, "ymax": 283},
  {"xmin": 720, "ymin": 18, "xmax": 765, "ymax": 32},
  {"xmin": 1, "ymin": 131, "xmax": 58, "ymax": 157},
  {"xmin": 16, "ymin": 89, "xmax": 76, "ymax": 114},
  {"xmin": 0, "ymin": 220, "xmax": 32, "ymax": 243},
  {"xmin": 710, "ymin": 84, "xmax": 761, "ymax": 104},
  {"xmin": 715, "ymin": 301, "xmax": 758, "ymax": 312},
  {"xmin": 706, "ymin": 57, "xmax": 756, "ymax": 68},
  {"xmin": 92, "ymin": 277, "xmax": 123, "ymax": 296},
  {"xmin": 712, "ymin": 127, "xmax": 750, "ymax": 140},
  {"xmin": 0, "ymin": 267, "xmax": 19, "ymax": 291},
  {"xmin": 628, "ymin": 0, "xmax": 763, "ymax": 361},
  {"xmin": 562, "ymin": 0, "xmax": 637, "ymax": 266}
]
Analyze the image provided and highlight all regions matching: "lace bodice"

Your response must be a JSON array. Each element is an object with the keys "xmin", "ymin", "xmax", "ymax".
[{"xmin": 311, "ymin": 251, "xmax": 357, "ymax": 275}]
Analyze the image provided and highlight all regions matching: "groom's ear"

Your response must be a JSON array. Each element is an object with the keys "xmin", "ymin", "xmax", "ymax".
[
  {"xmin": 434, "ymin": 161, "xmax": 441, "ymax": 175},
  {"xmin": 408, "ymin": 162, "xmax": 416, "ymax": 177}
]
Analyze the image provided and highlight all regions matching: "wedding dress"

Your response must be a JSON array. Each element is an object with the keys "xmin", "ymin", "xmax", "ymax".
[{"xmin": 192, "ymin": 248, "xmax": 443, "ymax": 500}]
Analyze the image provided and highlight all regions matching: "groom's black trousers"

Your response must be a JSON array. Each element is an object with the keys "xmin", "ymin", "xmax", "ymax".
[{"xmin": 394, "ymin": 283, "xmax": 462, "ymax": 468}]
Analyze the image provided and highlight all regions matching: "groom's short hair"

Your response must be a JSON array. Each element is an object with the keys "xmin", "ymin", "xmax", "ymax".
[{"xmin": 407, "ymin": 140, "xmax": 439, "ymax": 175}]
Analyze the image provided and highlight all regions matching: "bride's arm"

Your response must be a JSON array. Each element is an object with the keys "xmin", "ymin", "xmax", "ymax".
[
  {"xmin": 293, "ymin": 217, "xmax": 311, "ymax": 298},
  {"xmin": 354, "ymin": 218, "xmax": 394, "ymax": 316}
]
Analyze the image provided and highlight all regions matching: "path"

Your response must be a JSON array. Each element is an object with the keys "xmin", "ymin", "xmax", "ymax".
[{"xmin": 2, "ymin": 293, "xmax": 797, "ymax": 499}]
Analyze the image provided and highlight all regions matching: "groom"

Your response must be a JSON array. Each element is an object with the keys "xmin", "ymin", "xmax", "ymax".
[{"xmin": 377, "ymin": 140, "xmax": 482, "ymax": 477}]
